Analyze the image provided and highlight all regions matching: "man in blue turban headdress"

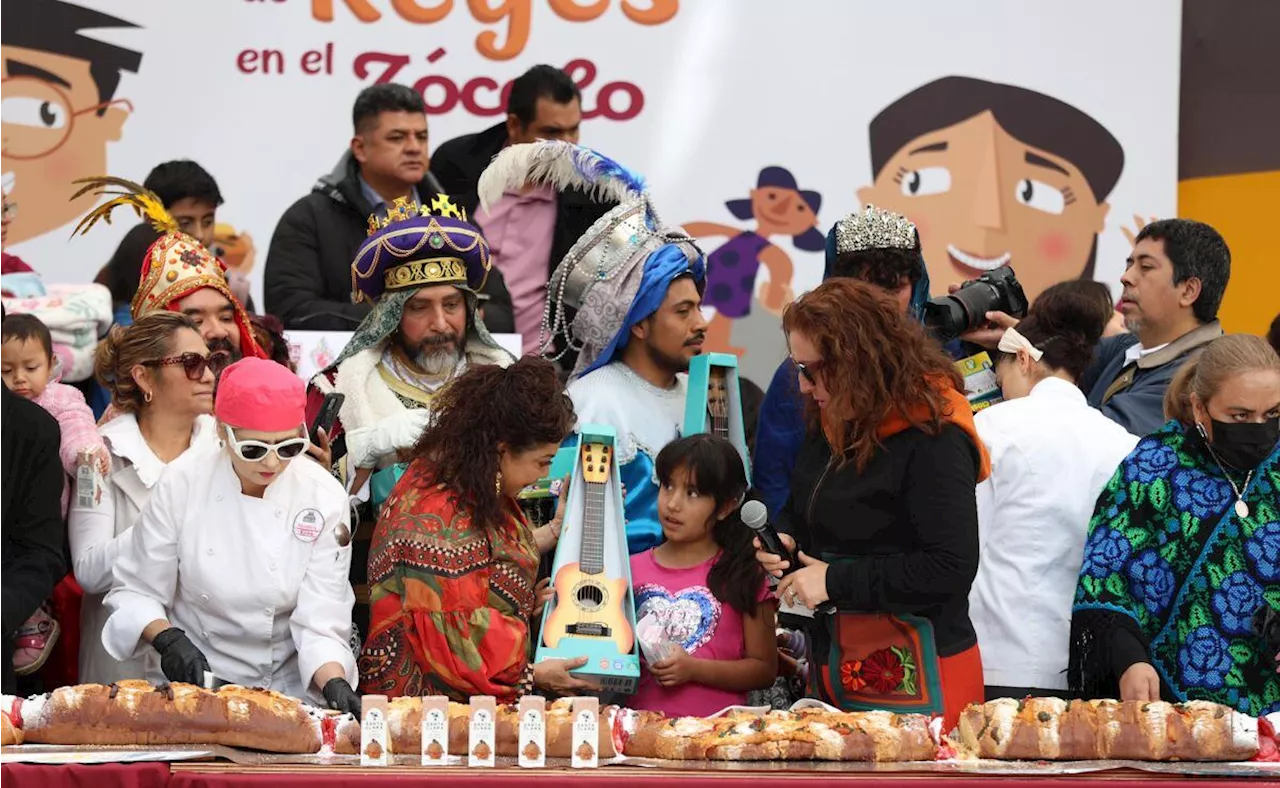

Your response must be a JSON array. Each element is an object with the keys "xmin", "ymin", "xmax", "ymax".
[{"xmin": 479, "ymin": 141, "xmax": 707, "ymax": 554}]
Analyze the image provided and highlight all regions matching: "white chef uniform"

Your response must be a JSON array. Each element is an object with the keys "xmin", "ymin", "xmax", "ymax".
[
  {"xmin": 103, "ymin": 439, "xmax": 356, "ymax": 703},
  {"xmin": 969, "ymin": 377, "xmax": 1139, "ymax": 690},
  {"xmin": 68, "ymin": 412, "xmax": 217, "ymax": 685}
]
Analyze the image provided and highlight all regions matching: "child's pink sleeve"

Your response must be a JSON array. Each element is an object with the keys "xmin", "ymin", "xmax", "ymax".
[
  {"xmin": 43, "ymin": 382, "xmax": 108, "ymax": 476},
  {"xmin": 757, "ymin": 576, "xmax": 776, "ymax": 604}
]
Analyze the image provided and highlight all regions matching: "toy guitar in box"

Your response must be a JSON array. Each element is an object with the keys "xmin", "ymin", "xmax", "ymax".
[
  {"xmin": 683, "ymin": 353, "xmax": 752, "ymax": 483},
  {"xmin": 536, "ymin": 425, "xmax": 641, "ymax": 694}
]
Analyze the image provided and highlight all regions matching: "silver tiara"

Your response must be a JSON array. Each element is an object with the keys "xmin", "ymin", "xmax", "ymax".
[{"xmin": 834, "ymin": 205, "xmax": 918, "ymax": 254}]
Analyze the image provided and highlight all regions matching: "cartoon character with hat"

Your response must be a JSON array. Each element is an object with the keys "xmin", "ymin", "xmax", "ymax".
[{"xmin": 685, "ymin": 166, "xmax": 823, "ymax": 355}]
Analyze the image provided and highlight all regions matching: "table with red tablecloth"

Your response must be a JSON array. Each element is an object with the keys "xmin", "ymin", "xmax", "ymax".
[
  {"xmin": 2, "ymin": 762, "xmax": 170, "ymax": 788},
  {"xmin": 4, "ymin": 762, "xmax": 1278, "ymax": 788}
]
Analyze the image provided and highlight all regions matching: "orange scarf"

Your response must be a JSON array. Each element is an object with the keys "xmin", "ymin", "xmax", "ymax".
[{"xmin": 876, "ymin": 384, "xmax": 991, "ymax": 482}]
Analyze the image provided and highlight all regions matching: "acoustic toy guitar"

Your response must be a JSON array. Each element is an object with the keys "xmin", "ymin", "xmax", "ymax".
[
  {"xmin": 543, "ymin": 442, "xmax": 635, "ymax": 654},
  {"xmin": 707, "ymin": 368, "xmax": 730, "ymax": 441}
]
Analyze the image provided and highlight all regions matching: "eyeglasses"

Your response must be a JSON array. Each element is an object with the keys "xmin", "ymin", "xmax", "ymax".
[
  {"xmin": 225, "ymin": 425, "xmax": 309, "ymax": 463},
  {"xmin": 0, "ymin": 76, "xmax": 134, "ymax": 160},
  {"xmin": 144, "ymin": 351, "xmax": 230, "ymax": 381},
  {"xmin": 792, "ymin": 357, "xmax": 825, "ymax": 386}
]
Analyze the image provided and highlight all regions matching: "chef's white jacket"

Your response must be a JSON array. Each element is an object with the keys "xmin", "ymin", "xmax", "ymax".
[
  {"xmin": 970, "ymin": 377, "xmax": 1139, "ymax": 690},
  {"xmin": 103, "ymin": 439, "xmax": 356, "ymax": 702},
  {"xmin": 68, "ymin": 413, "xmax": 217, "ymax": 685}
]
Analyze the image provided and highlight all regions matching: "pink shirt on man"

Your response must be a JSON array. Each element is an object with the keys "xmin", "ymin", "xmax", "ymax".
[
  {"xmin": 629, "ymin": 548, "xmax": 774, "ymax": 718},
  {"xmin": 475, "ymin": 186, "xmax": 556, "ymax": 355}
]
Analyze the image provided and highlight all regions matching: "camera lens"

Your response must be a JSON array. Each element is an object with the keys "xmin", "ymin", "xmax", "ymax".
[
  {"xmin": 923, "ymin": 267, "xmax": 1029, "ymax": 341},
  {"xmin": 922, "ymin": 299, "xmax": 969, "ymax": 340}
]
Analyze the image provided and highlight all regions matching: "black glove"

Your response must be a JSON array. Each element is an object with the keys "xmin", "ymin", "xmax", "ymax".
[
  {"xmin": 323, "ymin": 677, "xmax": 362, "ymax": 716},
  {"xmin": 151, "ymin": 627, "xmax": 211, "ymax": 685}
]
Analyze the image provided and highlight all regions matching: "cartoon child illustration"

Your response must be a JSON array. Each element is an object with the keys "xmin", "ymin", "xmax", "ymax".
[
  {"xmin": 685, "ymin": 166, "xmax": 824, "ymax": 355},
  {"xmin": 1, "ymin": 0, "xmax": 142, "ymax": 246},
  {"xmin": 856, "ymin": 76, "xmax": 1124, "ymax": 302}
]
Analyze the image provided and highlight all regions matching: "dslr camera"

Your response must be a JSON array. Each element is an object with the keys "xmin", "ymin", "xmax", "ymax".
[{"xmin": 923, "ymin": 266, "xmax": 1029, "ymax": 341}]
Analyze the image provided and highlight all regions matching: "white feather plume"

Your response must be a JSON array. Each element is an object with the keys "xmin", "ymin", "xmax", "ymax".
[{"xmin": 477, "ymin": 140, "xmax": 647, "ymax": 214}]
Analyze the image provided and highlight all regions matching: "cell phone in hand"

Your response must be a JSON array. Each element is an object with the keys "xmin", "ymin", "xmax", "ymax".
[{"xmin": 310, "ymin": 392, "xmax": 344, "ymax": 444}]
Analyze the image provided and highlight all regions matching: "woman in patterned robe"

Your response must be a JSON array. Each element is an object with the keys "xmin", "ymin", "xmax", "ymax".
[
  {"xmin": 1070, "ymin": 335, "xmax": 1280, "ymax": 715},
  {"xmin": 358, "ymin": 358, "xmax": 596, "ymax": 700}
]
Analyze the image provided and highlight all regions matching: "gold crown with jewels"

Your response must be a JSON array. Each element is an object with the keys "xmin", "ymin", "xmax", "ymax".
[{"xmin": 366, "ymin": 194, "xmax": 468, "ymax": 236}]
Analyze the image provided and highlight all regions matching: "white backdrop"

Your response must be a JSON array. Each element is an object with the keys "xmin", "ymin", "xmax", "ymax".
[{"xmin": 4, "ymin": 0, "xmax": 1181, "ymax": 382}]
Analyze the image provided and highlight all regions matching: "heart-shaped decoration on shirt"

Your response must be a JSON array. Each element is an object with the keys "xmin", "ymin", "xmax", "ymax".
[{"xmin": 634, "ymin": 584, "xmax": 721, "ymax": 654}]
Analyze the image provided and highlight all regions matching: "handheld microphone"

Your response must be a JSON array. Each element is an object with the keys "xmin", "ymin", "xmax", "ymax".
[{"xmin": 741, "ymin": 500, "xmax": 797, "ymax": 576}]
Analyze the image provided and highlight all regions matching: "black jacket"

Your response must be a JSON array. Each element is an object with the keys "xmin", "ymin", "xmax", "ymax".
[
  {"xmin": 263, "ymin": 152, "xmax": 514, "ymax": 332},
  {"xmin": 1, "ymin": 387, "xmax": 66, "ymax": 693},
  {"xmin": 431, "ymin": 123, "xmax": 615, "ymax": 366},
  {"xmin": 777, "ymin": 424, "xmax": 982, "ymax": 658}
]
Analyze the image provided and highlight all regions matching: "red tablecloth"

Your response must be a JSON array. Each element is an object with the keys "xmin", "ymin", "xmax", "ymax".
[{"xmin": 2, "ymin": 762, "xmax": 170, "ymax": 788}]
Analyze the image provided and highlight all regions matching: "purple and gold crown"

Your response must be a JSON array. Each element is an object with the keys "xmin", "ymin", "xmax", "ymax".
[{"xmin": 351, "ymin": 195, "xmax": 490, "ymax": 304}]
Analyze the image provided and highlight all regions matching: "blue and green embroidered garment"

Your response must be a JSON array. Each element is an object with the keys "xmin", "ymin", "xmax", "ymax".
[{"xmin": 1070, "ymin": 421, "xmax": 1280, "ymax": 716}]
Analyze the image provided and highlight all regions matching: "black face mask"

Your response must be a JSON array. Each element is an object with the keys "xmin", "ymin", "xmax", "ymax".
[{"xmin": 1206, "ymin": 417, "xmax": 1280, "ymax": 471}]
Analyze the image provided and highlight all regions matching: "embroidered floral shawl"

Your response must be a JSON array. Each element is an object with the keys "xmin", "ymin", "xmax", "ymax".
[{"xmin": 1070, "ymin": 421, "xmax": 1280, "ymax": 715}]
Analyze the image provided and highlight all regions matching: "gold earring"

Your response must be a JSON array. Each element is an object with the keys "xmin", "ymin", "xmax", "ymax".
[
  {"xmin": 495, "ymin": 470, "xmax": 503, "ymax": 496},
  {"xmin": 143, "ymin": 390, "xmax": 153, "ymax": 403}
]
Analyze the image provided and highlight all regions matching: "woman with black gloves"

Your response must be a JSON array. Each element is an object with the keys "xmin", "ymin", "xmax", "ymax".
[{"xmin": 103, "ymin": 357, "xmax": 360, "ymax": 713}]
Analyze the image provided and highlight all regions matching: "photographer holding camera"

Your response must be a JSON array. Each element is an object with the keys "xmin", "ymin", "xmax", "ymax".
[{"xmin": 954, "ymin": 219, "xmax": 1230, "ymax": 438}]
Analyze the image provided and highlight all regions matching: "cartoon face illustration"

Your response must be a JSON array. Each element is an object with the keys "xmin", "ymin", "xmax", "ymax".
[
  {"xmin": 1, "ymin": 1, "xmax": 141, "ymax": 246},
  {"xmin": 857, "ymin": 77, "xmax": 1123, "ymax": 302},
  {"xmin": 743, "ymin": 184, "xmax": 820, "ymax": 239}
]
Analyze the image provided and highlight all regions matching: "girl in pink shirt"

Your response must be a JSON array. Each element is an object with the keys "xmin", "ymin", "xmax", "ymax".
[
  {"xmin": 2, "ymin": 313, "xmax": 109, "ymax": 677},
  {"xmin": 629, "ymin": 434, "xmax": 778, "ymax": 717}
]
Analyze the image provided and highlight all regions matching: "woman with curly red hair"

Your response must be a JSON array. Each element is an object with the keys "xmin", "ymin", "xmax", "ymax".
[
  {"xmin": 755, "ymin": 278, "xmax": 991, "ymax": 730},
  {"xmin": 358, "ymin": 356, "xmax": 596, "ymax": 701}
]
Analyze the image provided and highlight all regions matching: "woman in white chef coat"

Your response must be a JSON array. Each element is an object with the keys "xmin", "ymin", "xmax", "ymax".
[
  {"xmin": 103, "ymin": 357, "xmax": 361, "ymax": 714},
  {"xmin": 968, "ymin": 286, "xmax": 1138, "ymax": 700},
  {"xmin": 70, "ymin": 312, "xmax": 224, "ymax": 685}
]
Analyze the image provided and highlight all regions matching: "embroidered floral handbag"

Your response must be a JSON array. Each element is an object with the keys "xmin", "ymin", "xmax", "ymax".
[{"xmin": 810, "ymin": 610, "xmax": 945, "ymax": 716}]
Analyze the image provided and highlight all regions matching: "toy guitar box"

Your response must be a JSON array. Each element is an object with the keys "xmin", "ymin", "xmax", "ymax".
[
  {"xmin": 682, "ymin": 353, "xmax": 752, "ymax": 483},
  {"xmin": 534, "ymin": 425, "xmax": 641, "ymax": 694}
]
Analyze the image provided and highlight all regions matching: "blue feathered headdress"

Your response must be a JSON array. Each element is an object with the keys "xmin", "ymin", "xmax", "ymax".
[
  {"xmin": 478, "ymin": 141, "xmax": 704, "ymax": 376},
  {"xmin": 478, "ymin": 140, "xmax": 649, "ymax": 215}
]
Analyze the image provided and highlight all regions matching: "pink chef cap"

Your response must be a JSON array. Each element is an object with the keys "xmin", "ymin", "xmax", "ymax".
[{"xmin": 214, "ymin": 357, "xmax": 305, "ymax": 432}]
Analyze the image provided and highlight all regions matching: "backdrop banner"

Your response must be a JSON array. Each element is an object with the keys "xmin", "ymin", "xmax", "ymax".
[{"xmin": 2, "ymin": 0, "xmax": 1182, "ymax": 383}]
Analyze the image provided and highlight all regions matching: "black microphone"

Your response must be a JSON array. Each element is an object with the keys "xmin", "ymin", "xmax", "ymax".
[{"xmin": 741, "ymin": 500, "xmax": 797, "ymax": 576}]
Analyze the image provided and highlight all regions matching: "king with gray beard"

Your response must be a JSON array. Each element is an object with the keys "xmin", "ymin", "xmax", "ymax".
[{"xmin": 403, "ymin": 331, "xmax": 465, "ymax": 378}]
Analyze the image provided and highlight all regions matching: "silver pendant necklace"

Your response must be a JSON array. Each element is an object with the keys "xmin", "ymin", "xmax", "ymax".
[{"xmin": 1203, "ymin": 434, "xmax": 1254, "ymax": 519}]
